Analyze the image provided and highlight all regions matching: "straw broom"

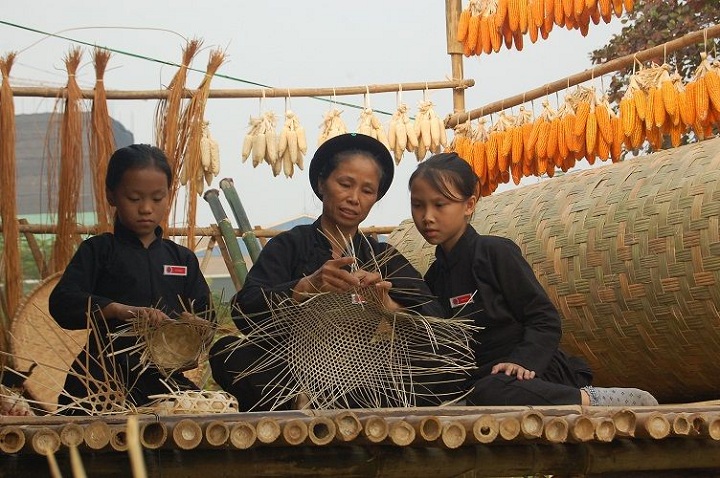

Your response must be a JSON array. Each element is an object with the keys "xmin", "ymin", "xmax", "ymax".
[
  {"xmin": 0, "ymin": 53, "xmax": 21, "ymax": 336},
  {"xmin": 51, "ymin": 47, "xmax": 84, "ymax": 273},
  {"xmin": 178, "ymin": 48, "xmax": 226, "ymax": 251},
  {"xmin": 154, "ymin": 39, "xmax": 201, "ymax": 232},
  {"xmin": 90, "ymin": 47, "xmax": 115, "ymax": 233}
]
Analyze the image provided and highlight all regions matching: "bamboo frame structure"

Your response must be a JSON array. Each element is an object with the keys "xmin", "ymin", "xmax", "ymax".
[{"xmin": 445, "ymin": 24, "xmax": 720, "ymax": 127}]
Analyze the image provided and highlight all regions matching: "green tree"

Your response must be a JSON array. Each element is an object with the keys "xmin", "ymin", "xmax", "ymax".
[{"xmin": 590, "ymin": 0, "xmax": 719, "ymax": 105}]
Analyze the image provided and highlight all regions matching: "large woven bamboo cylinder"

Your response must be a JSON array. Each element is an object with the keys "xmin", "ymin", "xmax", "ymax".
[{"xmin": 389, "ymin": 137, "xmax": 720, "ymax": 404}]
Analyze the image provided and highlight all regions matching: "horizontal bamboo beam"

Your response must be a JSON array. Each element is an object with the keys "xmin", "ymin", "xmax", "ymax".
[
  {"xmin": 9, "ymin": 79, "xmax": 475, "ymax": 101},
  {"xmin": 2, "ymin": 222, "xmax": 396, "ymax": 238},
  {"xmin": 445, "ymin": 24, "xmax": 720, "ymax": 128}
]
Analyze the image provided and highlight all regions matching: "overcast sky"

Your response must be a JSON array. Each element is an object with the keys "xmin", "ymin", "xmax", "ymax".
[{"xmin": 3, "ymin": 1, "xmax": 622, "ymax": 230}]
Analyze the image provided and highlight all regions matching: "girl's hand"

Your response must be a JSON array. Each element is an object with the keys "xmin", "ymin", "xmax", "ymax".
[
  {"xmin": 373, "ymin": 280, "xmax": 402, "ymax": 313},
  {"xmin": 104, "ymin": 303, "xmax": 171, "ymax": 326},
  {"xmin": 293, "ymin": 256, "xmax": 359, "ymax": 300},
  {"xmin": 491, "ymin": 362, "xmax": 536, "ymax": 380}
]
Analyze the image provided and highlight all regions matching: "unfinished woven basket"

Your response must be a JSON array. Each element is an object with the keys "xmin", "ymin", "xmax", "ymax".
[
  {"xmin": 9, "ymin": 273, "xmax": 88, "ymax": 411},
  {"xmin": 389, "ymin": 137, "xmax": 720, "ymax": 404}
]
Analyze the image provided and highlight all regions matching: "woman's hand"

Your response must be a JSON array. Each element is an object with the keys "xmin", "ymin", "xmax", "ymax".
[
  {"xmin": 103, "ymin": 303, "xmax": 171, "ymax": 326},
  {"xmin": 491, "ymin": 362, "xmax": 536, "ymax": 380},
  {"xmin": 293, "ymin": 256, "xmax": 360, "ymax": 301}
]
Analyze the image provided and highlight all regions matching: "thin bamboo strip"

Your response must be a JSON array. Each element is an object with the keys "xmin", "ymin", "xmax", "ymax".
[
  {"xmin": 126, "ymin": 416, "xmax": 147, "ymax": 478},
  {"xmin": 446, "ymin": 24, "xmax": 720, "ymax": 127},
  {"xmin": 59, "ymin": 422, "xmax": 84, "ymax": 448},
  {"xmin": 0, "ymin": 425, "xmax": 26, "ymax": 453},
  {"xmin": 170, "ymin": 418, "xmax": 203, "ymax": 450},
  {"xmin": 203, "ymin": 420, "xmax": 230, "ymax": 447},
  {"xmin": 10, "ymin": 79, "xmax": 474, "ymax": 100},
  {"xmin": 69, "ymin": 445, "xmax": 87, "ymax": 478},
  {"xmin": 0, "ymin": 52, "xmax": 21, "ymax": 325},
  {"xmin": 83, "ymin": 419, "xmax": 111, "ymax": 451},
  {"xmin": 45, "ymin": 449, "xmax": 61, "ymax": 478},
  {"xmin": 308, "ymin": 416, "xmax": 336, "ymax": 446},
  {"xmin": 229, "ymin": 421, "xmax": 257, "ymax": 449}
]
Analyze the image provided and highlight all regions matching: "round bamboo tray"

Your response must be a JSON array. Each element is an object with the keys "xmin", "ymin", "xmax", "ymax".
[
  {"xmin": 9, "ymin": 272, "xmax": 88, "ymax": 411},
  {"xmin": 389, "ymin": 137, "xmax": 720, "ymax": 404}
]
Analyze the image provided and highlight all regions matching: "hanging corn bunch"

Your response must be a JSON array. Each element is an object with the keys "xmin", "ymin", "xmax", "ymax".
[
  {"xmin": 387, "ymin": 103, "xmax": 418, "ymax": 164},
  {"xmin": 240, "ymin": 111, "xmax": 279, "ymax": 170},
  {"xmin": 457, "ymin": 0, "xmax": 634, "ymax": 56},
  {"xmin": 413, "ymin": 99, "xmax": 447, "ymax": 161},
  {"xmin": 318, "ymin": 107, "xmax": 348, "ymax": 146},
  {"xmin": 200, "ymin": 120, "xmax": 220, "ymax": 186},
  {"xmin": 687, "ymin": 53, "xmax": 720, "ymax": 141},
  {"xmin": 278, "ymin": 110, "xmax": 307, "ymax": 178},
  {"xmin": 357, "ymin": 93, "xmax": 389, "ymax": 150}
]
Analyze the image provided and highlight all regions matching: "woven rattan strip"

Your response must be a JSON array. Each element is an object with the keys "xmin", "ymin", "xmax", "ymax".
[{"xmin": 389, "ymin": 137, "xmax": 720, "ymax": 404}]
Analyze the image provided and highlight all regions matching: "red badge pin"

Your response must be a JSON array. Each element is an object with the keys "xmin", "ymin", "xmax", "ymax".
[
  {"xmin": 164, "ymin": 265, "xmax": 188, "ymax": 276},
  {"xmin": 449, "ymin": 292, "xmax": 474, "ymax": 309}
]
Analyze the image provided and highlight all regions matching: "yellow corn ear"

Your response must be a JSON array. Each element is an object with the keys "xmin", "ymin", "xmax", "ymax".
[
  {"xmin": 564, "ymin": 113, "xmax": 579, "ymax": 153},
  {"xmin": 486, "ymin": 133, "xmax": 499, "ymax": 173},
  {"xmin": 595, "ymin": 103, "xmax": 613, "ymax": 144},
  {"xmin": 526, "ymin": 120, "xmax": 541, "ymax": 157},
  {"xmin": 511, "ymin": 126, "xmax": 524, "ymax": 166},
  {"xmin": 652, "ymin": 87, "xmax": 666, "ymax": 129},
  {"xmin": 457, "ymin": 8, "xmax": 471, "ymax": 42},
  {"xmin": 535, "ymin": 121, "xmax": 551, "ymax": 159},
  {"xmin": 610, "ymin": 115, "xmax": 623, "ymax": 162},
  {"xmin": 623, "ymin": 0, "xmax": 634, "ymax": 12},
  {"xmin": 620, "ymin": 96, "xmax": 636, "ymax": 137},
  {"xmin": 585, "ymin": 109, "xmax": 598, "ymax": 155},
  {"xmin": 495, "ymin": 0, "xmax": 509, "ymax": 29},
  {"xmin": 705, "ymin": 69, "xmax": 720, "ymax": 113},
  {"xmin": 546, "ymin": 118, "xmax": 560, "ymax": 160},
  {"xmin": 479, "ymin": 16, "xmax": 492, "ymax": 54},
  {"xmin": 661, "ymin": 79, "xmax": 679, "ymax": 120},
  {"xmin": 644, "ymin": 87, "xmax": 656, "ymax": 130},
  {"xmin": 557, "ymin": 116, "xmax": 569, "ymax": 162},
  {"xmin": 695, "ymin": 76, "xmax": 710, "ymax": 122},
  {"xmin": 501, "ymin": 127, "xmax": 514, "ymax": 158},
  {"xmin": 573, "ymin": 101, "xmax": 590, "ymax": 138},
  {"xmin": 467, "ymin": 15, "xmax": 481, "ymax": 56},
  {"xmin": 633, "ymin": 90, "xmax": 647, "ymax": 121},
  {"xmin": 680, "ymin": 83, "xmax": 697, "ymax": 127}
]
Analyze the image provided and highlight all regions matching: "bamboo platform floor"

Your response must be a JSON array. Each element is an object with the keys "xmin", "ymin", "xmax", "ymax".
[{"xmin": 1, "ymin": 402, "xmax": 720, "ymax": 477}]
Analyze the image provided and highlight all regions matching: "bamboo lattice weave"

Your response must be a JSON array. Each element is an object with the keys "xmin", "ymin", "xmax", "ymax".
[{"xmin": 389, "ymin": 137, "xmax": 720, "ymax": 404}]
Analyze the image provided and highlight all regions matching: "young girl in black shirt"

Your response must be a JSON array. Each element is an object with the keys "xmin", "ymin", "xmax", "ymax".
[
  {"xmin": 409, "ymin": 152, "xmax": 657, "ymax": 407},
  {"xmin": 49, "ymin": 144, "xmax": 212, "ymax": 414}
]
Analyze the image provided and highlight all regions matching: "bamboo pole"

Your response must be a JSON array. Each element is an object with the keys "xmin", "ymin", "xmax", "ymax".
[
  {"xmin": 387, "ymin": 418, "xmax": 415, "ymax": 447},
  {"xmin": 361, "ymin": 415, "xmax": 388, "ymax": 444},
  {"xmin": 591, "ymin": 417, "xmax": 617, "ymax": 442},
  {"xmin": 219, "ymin": 178, "xmax": 262, "ymax": 264},
  {"xmin": 255, "ymin": 417, "xmax": 281, "ymax": 445},
  {"xmin": 281, "ymin": 418, "xmax": 309, "ymax": 446},
  {"xmin": 109, "ymin": 425, "xmax": 128, "ymax": 452},
  {"xmin": 445, "ymin": 0, "xmax": 466, "ymax": 114},
  {"xmin": 542, "ymin": 416, "xmax": 569, "ymax": 443},
  {"xmin": 203, "ymin": 189, "xmax": 249, "ymax": 288},
  {"xmin": 471, "ymin": 414, "xmax": 499, "ymax": 444},
  {"xmin": 139, "ymin": 420, "xmax": 167, "ymax": 450},
  {"xmin": 404, "ymin": 415, "xmax": 443, "ymax": 443},
  {"xmin": 635, "ymin": 411, "xmax": 672, "ymax": 439},
  {"xmin": 29, "ymin": 427, "xmax": 60, "ymax": 455},
  {"xmin": 69, "ymin": 445, "xmax": 87, "ymax": 478},
  {"xmin": 445, "ymin": 24, "xmax": 720, "ymax": 127},
  {"xmin": 566, "ymin": 414, "xmax": 595, "ymax": 443},
  {"xmin": 9, "ymin": 79, "xmax": 475, "ymax": 100},
  {"xmin": 5, "ymin": 222, "xmax": 397, "ymax": 238}
]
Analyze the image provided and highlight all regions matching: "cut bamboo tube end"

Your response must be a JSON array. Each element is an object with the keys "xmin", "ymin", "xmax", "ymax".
[
  {"xmin": 172, "ymin": 419, "xmax": 203, "ymax": 450},
  {"xmin": 707, "ymin": 414, "xmax": 720, "ymax": 440},
  {"xmin": 637, "ymin": 412, "xmax": 671, "ymax": 439},
  {"xmin": 592, "ymin": 417, "xmax": 617, "ymax": 442},
  {"xmin": 671, "ymin": 413, "xmax": 692, "ymax": 436},
  {"xmin": 204, "ymin": 420, "xmax": 230, "ymax": 447},
  {"xmin": 612, "ymin": 409, "xmax": 637, "ymax": 437},
  {"xmin": 229, "ymin": 421, "xmax": 256, "ymax": 449},
  {"xmin": 31, "ymin": 427, "xmax": 60, "ymax": 456},
  {"xmin": 440, "ymin": 421, "xmax": 466, "ymax": 449},
  {"xmin": 140, "ymin": 421, "xmax": 168, "ymax": 449},
  {"xmin": 543, "ymin": 417, "xmax": 569, "ymax": 443},
  {"xmin": 499, "ymin": 416, "xmax": 521, "ymax": 441},
  {"xmin": 412, "ymin": 416, "xmax": 443, "ymax": 442},
  {"xmin": 520, "ymin": 411, "xmax": 544, "ymax": 439},
  {"xmin": 362, "ymin": 415, "xmax": 388, "ymax": 443},
  {"xmin": 282, "ymin": 418, "xmax": 309, "ymax": 446},
  {"xmin": 84, "ymin": 420, "xmax": 111, "ymax": 450},
  {"xmin": 60, "ymin": 423, "xmax": 84, "ymax": 448},
  {"xmin": 308, "ymin": 416, "xmax": 336, "ymax": 446},
  {"xmin": 567, "ymin": 415, "xmax": 595, "ymax": 442},
  {"xmin": 0, "ymin": 425, "xmax": 26, "ymax": 453},
  {"xmin": 333, "ymin": 411, "xmax": 362, "ymax": 442},
  {"xmin": 109, "ymin": 426, "xmax": 128, "ymax": 452},
  {"xmin": 472, "ymin": 415, "xmax": 499, "ymax": 443},
  {"xmin": 387, "ymin": 419, "xmax": 415, "ymax": 447},
  {"xmin": 256, "ymin": 417, "xmax": 281, "ymax": 444}
]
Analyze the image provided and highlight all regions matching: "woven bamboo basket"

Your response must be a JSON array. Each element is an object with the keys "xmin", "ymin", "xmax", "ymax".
[
  {"xmin": 389, "ymin": 137, "xmax": 720, "ymax": 404},
  {"xmin": 9, "ymin": 273, "xmax": 88, "ymax": 411}
]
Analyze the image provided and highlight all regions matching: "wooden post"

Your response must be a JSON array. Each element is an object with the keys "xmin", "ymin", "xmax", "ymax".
[
  {"xmin": 446, "ymin": 0, "xmax": 466, "ymax": 115},
  {"xmin": 18, "ymin": 218, "xmax": 48, "ymax": 278}
]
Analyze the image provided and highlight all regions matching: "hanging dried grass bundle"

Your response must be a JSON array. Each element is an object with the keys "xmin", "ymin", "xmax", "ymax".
[
  {"xmin": 154, "ymin": 39, "xmax": 202, "ymax": 229},
  {"xmin": 90, "ymin": 47, "xmax": 114, "ymax": 233},
  {"xmin": 51, "ymin": 47, "xmax": 84, "ymax": 273},
  {"xmin": 178, "ymin": 48, "xmax": 226, "ymax": 250},
  {"xmin": 0, "ymin": 53, "xmax": 21, "ymax": 329}
]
